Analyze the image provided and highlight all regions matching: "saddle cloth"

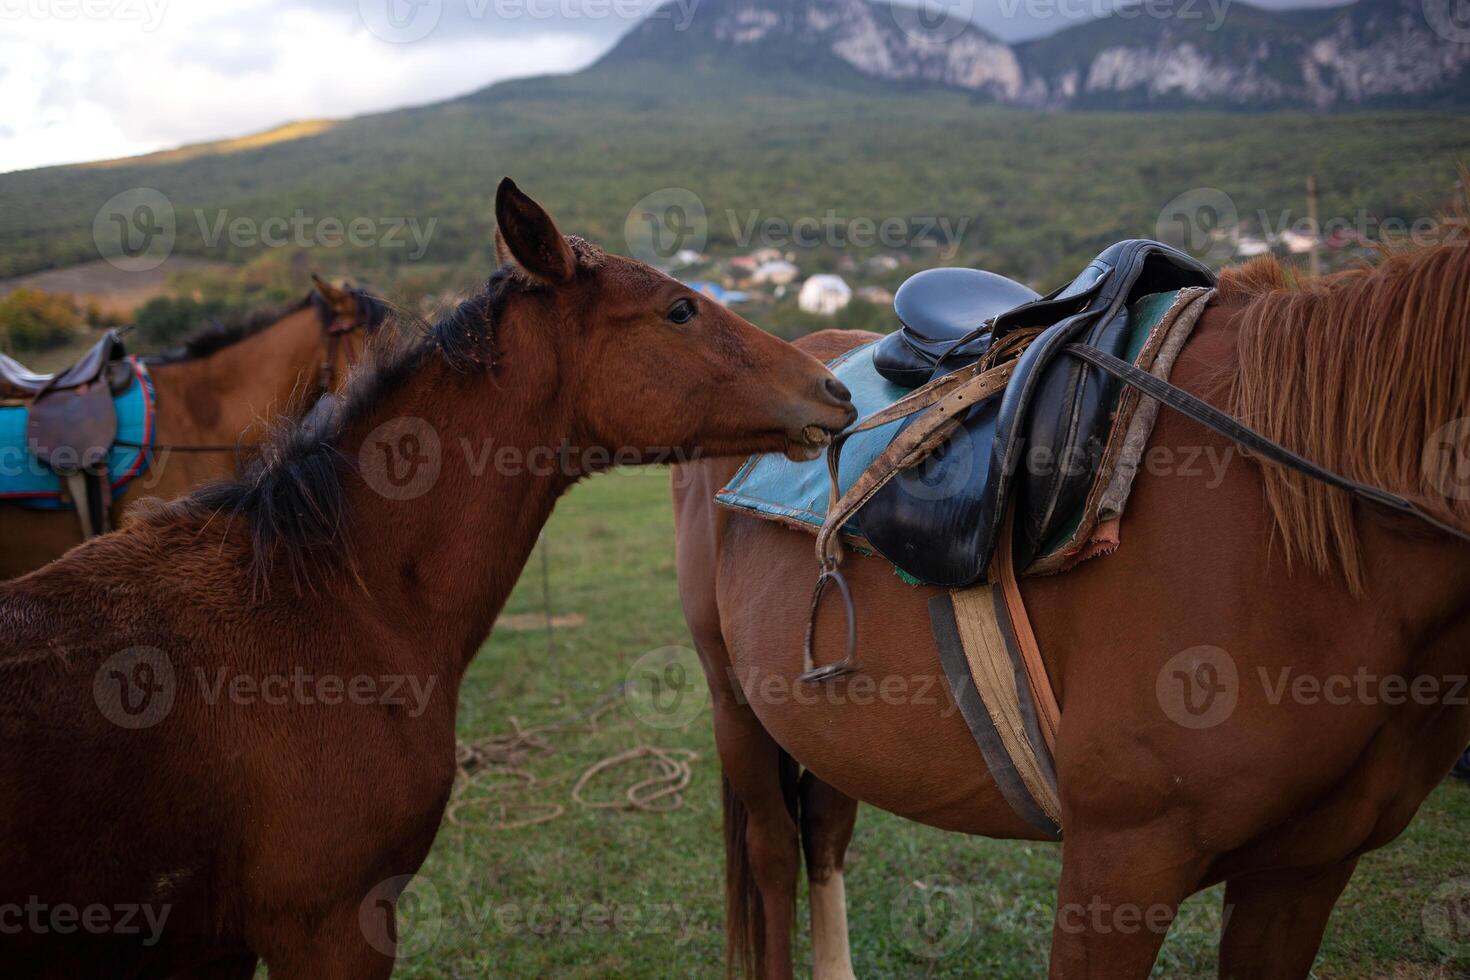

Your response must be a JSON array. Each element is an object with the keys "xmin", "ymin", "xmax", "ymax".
[
  {"xmin": 0, "ymin": 358, "xmax": 155, "ymax": 509},
  {"xmin": 717, "ymin": 287, "xmax": 1213, "ymax": 584}
]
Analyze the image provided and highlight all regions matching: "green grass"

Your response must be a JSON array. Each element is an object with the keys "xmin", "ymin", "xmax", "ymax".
[{"xmin": 389, "ymin": 467, "xmax": 1470, "ymax": 978}]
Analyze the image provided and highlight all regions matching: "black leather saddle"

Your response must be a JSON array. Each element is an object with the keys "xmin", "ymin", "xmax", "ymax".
[
  {"xmin": 874, "ymin": 268, "xmax": 1042, "ymax": 388},
  {"xmin": 859, "ymin": 241, "xmax": 1216, "ymax": 586}
]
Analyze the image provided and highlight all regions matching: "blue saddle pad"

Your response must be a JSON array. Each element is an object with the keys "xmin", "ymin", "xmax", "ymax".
[
  {"xmin": 717, "ymin": 340, "xmax": 907, "ymax": 548},
  {"xmin": 0, "ymin": 359, "xmax": 156, "ymax": 509}
]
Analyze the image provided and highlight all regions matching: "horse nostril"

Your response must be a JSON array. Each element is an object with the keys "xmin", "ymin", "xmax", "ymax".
[{"xmin": 823, "ymin": 377, "xmax": 852, "ymax": 405}]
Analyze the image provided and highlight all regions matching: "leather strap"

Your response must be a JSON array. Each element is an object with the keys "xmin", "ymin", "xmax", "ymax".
[
  {"xmin": 814, "ymin": 329, "xmax": 1041, "ymax": 570},
  {"xmin": 994, "ymin": 509, "xmax": 1060, "ymax": 753},
  {"xmin": 1064, "ymin": 344, "xmax": 1470, "ymax": 546}
]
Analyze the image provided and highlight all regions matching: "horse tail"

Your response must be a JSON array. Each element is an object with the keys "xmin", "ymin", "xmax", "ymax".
[{"xmin": 722, "ymin": 750, "xmax": 801, "ymax": 979}]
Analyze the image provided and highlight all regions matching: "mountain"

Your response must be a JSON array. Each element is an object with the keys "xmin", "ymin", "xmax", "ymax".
[
  {"xmin": 603, "ymin": 0, "xmax": 1470, "ymax": 109},
  {"xmin": 0, "ymin": 0, "xmax": 1466, "ymax": 288},
  {"xmin": 603, "ymin": 0, "xmax": 1025, "ymax": 101}
]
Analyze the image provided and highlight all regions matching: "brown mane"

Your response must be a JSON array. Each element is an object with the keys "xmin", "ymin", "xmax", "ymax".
[{"xmin": 1224, "ymin": 236, "xmax": 1470, "ymax": 592}]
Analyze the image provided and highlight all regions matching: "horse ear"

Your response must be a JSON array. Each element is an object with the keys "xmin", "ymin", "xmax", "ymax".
[
  {"xmin": 310, "ymin": 274, "xmax": 356, "ymax": 318},
  {"xmin": 494, "ymin": 178, "xmax": 576, "ymax": 285}
]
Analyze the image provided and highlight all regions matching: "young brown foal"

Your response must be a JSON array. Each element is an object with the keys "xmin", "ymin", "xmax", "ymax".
[
  {"xmin": 0, "ymin": 279, "xmax": 384, "ymax": 578},
  {"xmin": 674, "ymin": 243, "xmax": 1470, "ymax": 978},
  {"xmin": 0, "ymin": 180, "xmax": 855, "ymax": 978}
]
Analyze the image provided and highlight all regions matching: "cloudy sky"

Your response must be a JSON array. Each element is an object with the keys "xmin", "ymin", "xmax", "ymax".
[{"xmin": 1, "ymin": 0, "xmax": 1349, "ymax": 174}]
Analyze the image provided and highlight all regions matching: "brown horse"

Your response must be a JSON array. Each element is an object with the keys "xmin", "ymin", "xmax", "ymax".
[
  {"xmin": 0, "ymin": 277, "xmax": 387, "ymax": 579},
  {"xmin": 673, "ymin": 242, "xmax": 1470, "ymax": 978},
  {"xmin": 0, "ymin": 179, "xmax": 855, "ymax": 978}
]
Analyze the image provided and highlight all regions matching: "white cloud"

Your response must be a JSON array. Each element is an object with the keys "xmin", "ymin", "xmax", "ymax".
[{"xmin": 0, "ymin": 0, "xmax": 609, "ymax": 172}]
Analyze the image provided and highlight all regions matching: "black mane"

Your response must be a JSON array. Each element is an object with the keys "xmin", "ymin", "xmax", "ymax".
[{"xmin": 176, "ymin": 268, "xmax": 524, "ymax": 593}]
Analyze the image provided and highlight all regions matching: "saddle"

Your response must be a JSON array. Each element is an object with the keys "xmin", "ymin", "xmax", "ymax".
[
  {"xmin": 873, "ymin": 268, "xmax": 1041, "ymax": 388},
  {"xmin": 827, "ymin": 240, "xmax": 1217, "ymax": 587},
  {"xmin": 1, "ymin": 330, "xmax": 134, "ymax": 538}
]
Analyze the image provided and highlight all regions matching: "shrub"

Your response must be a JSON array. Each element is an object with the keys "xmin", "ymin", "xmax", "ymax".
[{"xmin": 0, "ymin": 289, "xmax": 80, "ymax": 353}]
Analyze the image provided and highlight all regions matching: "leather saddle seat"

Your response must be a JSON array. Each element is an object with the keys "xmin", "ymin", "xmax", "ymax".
[
  {"xmin": 2, "ymin": 330, "xmax": 133, "ymax": 480},
  {"xmin": 873, "ymin": 268, "xmax": 1042, "ymax": 388},
  {"xmin": 858, "ymin": 240, "xmax": 1216, "ymax": 586}
]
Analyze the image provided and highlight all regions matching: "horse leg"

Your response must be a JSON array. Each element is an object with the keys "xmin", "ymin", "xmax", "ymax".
[
  {"xmin": 712, "ymin": 692, "xmax": 802, "ymax": 980},
  {"xmin": 799, "ymin": 772, "xmax": 858, "ymax": 980},
  {"xmin": 1048, "ymin": 829, "xmax": 1205, "ymax": 979},
  {"xmin": 1215, "ymin": 860, "xmax": 1358, "ymax": 980},
  {"xmin": 255, "ymin": 903, "xmax": 396, "ymax": 980},
  {"xmin": 175, "ymin": 949, "xmax": 258, "ymax": 979}
]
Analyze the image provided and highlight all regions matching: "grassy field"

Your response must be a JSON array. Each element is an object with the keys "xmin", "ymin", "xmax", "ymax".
[{"xmin": 391, "ymin": 467, "xmax": 1470, "ymax": 979}]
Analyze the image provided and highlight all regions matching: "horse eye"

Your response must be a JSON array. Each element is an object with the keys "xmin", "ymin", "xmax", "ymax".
[{"xmin": 667, "ymin": 299, "xmax": 697, "ymax": 324}]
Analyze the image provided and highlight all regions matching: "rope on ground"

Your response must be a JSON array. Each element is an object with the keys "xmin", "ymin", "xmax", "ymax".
[{"xmin": 447, "ymin": 684, "xmax": 697, "ymax": 830}]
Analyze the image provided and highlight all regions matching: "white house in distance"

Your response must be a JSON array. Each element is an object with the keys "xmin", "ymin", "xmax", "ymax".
[
  {"xmin": 798, "ymin": 274, "xmax": 852, "ymax": 315},
  {"xmin": 752, "ymin": 259, "xmax": 800, "ymax": 286}
]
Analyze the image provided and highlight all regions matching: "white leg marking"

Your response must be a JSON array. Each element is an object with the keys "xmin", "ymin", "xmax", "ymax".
[{"xmin": 810, "ymin": 870, "xmax": 856, "ymax": 980}]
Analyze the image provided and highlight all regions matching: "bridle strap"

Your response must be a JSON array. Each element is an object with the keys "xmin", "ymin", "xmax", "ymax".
[{"xmin": 1064, "ymin": 343, "xmax": 1470, "ymax": 545}]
